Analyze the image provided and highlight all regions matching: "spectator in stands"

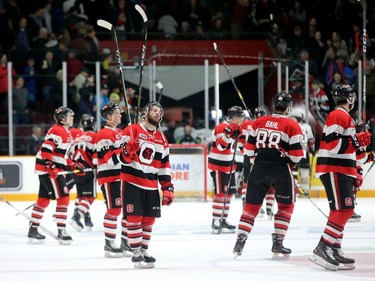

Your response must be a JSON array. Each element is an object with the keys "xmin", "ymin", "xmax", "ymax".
[
  {"xmin": 27, "ymin": 125, "xmax": 43, "ymax": 155},
  {"xmin": 210, "ymin": 16, "xmax": 229, "ymax": 40},
  {"xmin": 27, "ymin": 6, "xmax": 47, "ymax": 42},
  {"xmin": 83, "ymin": 24, "xmax": 99, "ymax": 68},
  {"xmin": 288, "ymin": 25, "xmax": 308, "ymax": 59},
  {"xmin": 176, "ymin": 125, "xmax": 198, "ymax": 144},
  {"xmin": 288, "ymin": 1, "xmax": 306, "ymax": 25},
  {"xmin": 66, "ymin": 49, "xmax": 85, "ymax": 83},
  {"xmin": 12, "ymin": 17, "xmax": 30, "ymax": 69},
  {"xmin": 0, "ymin": 53, "xmax": 16, "ymax": 107},
  {"xmin": 192, "ymin": 21, "xmax": 206, "ymax": 40},
  {"xmin": 99, "ymin": 84, "xmax": 110, "ymax": 109},
  {"xmin": 230, "ymin": 0, "xmax": 250, "ymax": 40},
  {"xmin": 310, "ymin": 80, "xmax": 330, "ymax": 119},
  {"xmin": 158, "ymin": 13, "xmax": 178, "ymax": 40},
  {"xmin": 107, "ymin": 0, "xmax": 134, "ymax": 40},
  {"xmin": 43, "ymin": 0, "xmax": 53, "ymax": 34},
  {"xmin": 308, "ymin": 30, "xmax": 326, "ymax": 78},
  {"xmin": 12, "ymin": 76, "xmax": 29, "ymax": 124},
  {"xmin": 22, "ymin": 56, "xmax": 38, "ymax": 110},
  {"xmin": 179, "ymin": 21, "xmax": 192, "ymax": 40},
  {"xmin": 38, "ymin": 50, "xmax": 59, "ymax": 102},
  {"xmin": 70, "ymin": 67, "xmax": 90, "ymax": 109}
]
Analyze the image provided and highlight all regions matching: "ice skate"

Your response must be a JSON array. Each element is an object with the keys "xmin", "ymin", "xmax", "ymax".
[
  {"xmin": 309, "ymin": 240, "xmax": 339, "ymax": 271},
  {"xmin": 271, "ymin": 233, "xmax": 291, "ymax": 259},
  {"xmin": 121, "ymin": 238, "xmax": 133, "ymax": 257},
  {"xmin": 70, "ymin": 209, "xmax": 84, "ymax": 232},
  {"xmin": 332, "ymin": 247, "xmax": 355, "ymax": 270},
  {"xmin": 27, "ymin": 224, "xmax": 46, "ymax": 244},
  {"xmin": 348, "ymin": 212, "xmax": 361, "ymax": 222},
  {"xmin": 131, "ymin": 249, "xmax": 155, "ymax": 269},
  {"xmin": 57, "ymin": 229, "xmax": 73, "ymax": 245},
  {"xmin": 84, "ymin": 212, "xmax": 93, "ymax": 230},
  {"xmin": 211, "ymin": 219, "xmax": 220, "ymax": 234},
  {"xmin": 211, "ymin": 219, "xmax": 236, "ymax": 234},
  {"xmin": 104, "ymin": 239, "xmax": 123, "ymax": 258},
  {"xmin": 233, "ymin": 234, "xmax": 247, "ymax": 259},
  {"xmin": 266, "ymin": 208, "xmax": 274, "ymax": 220}
]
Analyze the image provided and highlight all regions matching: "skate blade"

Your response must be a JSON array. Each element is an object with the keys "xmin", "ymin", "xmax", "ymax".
[
  {"xmin": 272, "ymin": 252, "xmax": 290, "ymax": 260},
  {"xmin": 338, "ymin": 263, "xmax": 355, "ymax": 270},
  {"xmin": 123, "ymin": 250, "xmax": 133, "ymax": 258},
  {"xmin": 58, "ymin": 240, "xmax": 72, "ymax": 246},
  {"xmin": 309, "ymin": 254, "xmax": 338, "ymax": 271},
  {"xmin": 69, "ymin": 221, "xmax": 84, "ymax": 232},
  {"xmin": 233, "ymin": 252, "xmax": 241, "ymax": 259},
  {"xmin": 348, "ymin": 218, "xmax": 361, "ymax": 223},
  {"xmin": 104, "ymin": 251, "xmax": 123, "ymax": 258},
  {"xmin": 212, "ymin": 228, "xmax": 236, "ymax": 234},
  {"xmin": 133, "ymin": 261, "xmax": 155, "ymax": 269},
  {"xmin": 28, "ymin": 238, "xmax": 45, "ymax": 244},
  {"xmin": 85, "ymin": 226, "xmax": 93, "ymax": 232}
]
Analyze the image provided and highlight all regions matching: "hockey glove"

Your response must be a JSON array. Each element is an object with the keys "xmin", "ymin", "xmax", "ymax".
[
  {"xmin": 125, "ymin": 140, "xmax": 140, "ymax": 156},
  {"xmin": 354, "ymin": 167, "xmax": 363, "ymax": 192},
  {"xmin": 46, "ymin": 161, "xmax": 59, "ymax": 179},
  {"xmin": 161, "ymin": 186, "xmax": 174, "ymax": 206},
  {"xmin": 225, "ymin": 122, "xmax": 241, "ymax": 139},
  {"xmin": 71, "ymin": 162, "xmax": 86, "ymax": 176},
  {"xmin": 352, "ymin": 132, "xmax": 372, "ymax": 148}
]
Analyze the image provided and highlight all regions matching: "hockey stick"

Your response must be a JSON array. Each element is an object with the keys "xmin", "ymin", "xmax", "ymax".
[
  {"xmin": 134, "ymin": 4, "xmax": 148, "ymax": 124},
  {"xmin": 359, "ymin": 0, "xmax": 367, "ymax": 130},
  {"xmin": 58, "ymin": 168, "xmax": 96, "ymax": 175},
  {"xmin": 213, "ymin": 42, "xmax": 253, "ymax": 120},
  {"xmin": 15, "ymin": 203, "xmax": 35, "ymax": 216},
  {"xmin": 97, "ymin": 19, "xmax": 132, "ymax": 126},
  {"xmin": 218, "ymin": 134, "xmax": 239, "ymax": 234},
  {"xmin": 154, "ymin": 80, "xmax": 164, "ymax": 102},
  {"xmin": 297, "ymin": 187, "xmax": 328, "ymax": 219},
  {"xmin": 364, "ymin": 160, "xmax": 375, "ymax": 179},
  {"xmin": 0, "ymin": 195, "xmax": 58, "ymax": 240}
]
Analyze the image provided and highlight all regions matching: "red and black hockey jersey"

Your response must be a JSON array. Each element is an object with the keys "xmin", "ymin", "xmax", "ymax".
[
  {"xmin": 244, "ymin": 114, "xmax": 304, "ymax": 165},
  {"xmin": 120, "ymin": 123, "xmax": 173, "ymax": 191},
  {"xmin": 238, "ymin": 119, "xmax": 253, "ymax": 152},
  {"xmin": 316, "ymin": 107, "xmax": 365, "ymax": 178},
  {"xmin": 70, "ymin": 131, "xmax": 96, "ymax": 169},
  {"xmin": 95, "ymin": 126, "xmax": 123, "ymax": 185},
  {"xmin": 35, "ymin": 124, "xmax": 74, "ymax": 174},
  {"xmin": 208, "ymin": 122, "xmax": 241, "ymax": 173}
]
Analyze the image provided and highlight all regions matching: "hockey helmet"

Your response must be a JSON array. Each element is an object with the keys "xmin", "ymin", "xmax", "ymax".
[
  {"xmin": 54, "ymin": 106, "xmax": 74, "ymax": 124},
  {"xmin": 254, "ymin": 106, "xmax": 267, "ymax": 119},
  {"xmin": 332, "ymin": 84, "xmax": 356, "ymax": 104},
  {"xmin": 227, "ymin": 106, "xmax": 245, "ymax": 119},
  {"xmin": 100, "ymin": 102, "xmax": 120, "ymax": 120},
  {"xmin": 80, "ymin": 114, "xmax": 95, "ymax": 131},
  {"xmin": 273, "ymin": 92, "xmax": 293, "ymax": 111}
]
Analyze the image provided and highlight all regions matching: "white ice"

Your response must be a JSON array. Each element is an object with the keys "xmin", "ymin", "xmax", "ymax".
[{"xmin": 0, "ymin": 197, "xmax": 374, "ymax": 281}]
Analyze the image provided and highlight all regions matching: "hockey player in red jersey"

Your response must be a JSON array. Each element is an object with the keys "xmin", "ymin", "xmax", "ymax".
[
  {"xmin": 233, "ymin": 92, "xmax": 304, "ymax": 259},
  {"xmin": 95, "ymin": 103, "xmax": 124, "ymax": 258},
  {"xmin": 29, "ymin": 106, "xmax": 85, "ymax": 245},
  {"xmin": 209, "ymin": 106, "xmax": 244, "ymax": 234},
  {"xmin": 70, "ymin": 114, "xmax": 97, "ymax": 231},
  {"xmin": 310, "ymin": 84, "xmax": 372, "ymax": 271},
  {"xmin": 119, "ymin": 101, "xmax": 174, "ymax": 268}
]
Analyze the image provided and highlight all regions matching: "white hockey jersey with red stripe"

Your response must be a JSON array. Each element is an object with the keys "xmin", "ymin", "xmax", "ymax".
[
  {"xmin": 208, "ymin": 122, "xmax": 240, "ymax": 173},
  {"xmin": 316, "ymin": 107, "xmax": 366, "ymax": 178},
  {"xmin": 120, "ymin": 123, "xmax": 173, "ymax": 191},
  {"xmin": 35, "ymin": 124, "xmax": 74, "ymax": 174},
  {"xmin": 95, "ymin": 126, "xmax": 123, "ymax": 185},
  {"xmin": 244, "ymin": 114, "xmax": 304, "ymax": 165}
]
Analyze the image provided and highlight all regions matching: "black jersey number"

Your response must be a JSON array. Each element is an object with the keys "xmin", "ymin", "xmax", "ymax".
[{"xmin": 256, "ymin": 129, "xmax": 282, "ymax": 149}]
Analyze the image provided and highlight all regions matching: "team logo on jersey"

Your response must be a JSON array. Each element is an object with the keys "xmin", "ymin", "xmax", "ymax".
[
  {"xmin": 126, "ymin": 204, "xmax": 134, "ymax": 213},
  {"xmin": 345, "ymin": 197, "xmax": 352, "ymax": 206},
  {"xmin": 115, "ymin": 197, "xmax": 122, "ymax": 206}
]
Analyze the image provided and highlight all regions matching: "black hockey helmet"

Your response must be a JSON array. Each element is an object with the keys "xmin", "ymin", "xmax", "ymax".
[
  {"xmin": 273, "ymin": 92, "xmax": 293, "ymax": 111},
  {"xmin": 54, "ymin": 106, "xmax": 74, "ymax": 124},
  {"xmin": 100, "ymin": 102, "xmax": 120, "ymax": 120},
  {"xmin": 227, "ymin": 105, "xmax": 245, "ymax": 119},
  {"xmin": 254, "ymin": 106, "xmax": 267, "ymax": 119},
  {"xmin": 80, "ymin": 114, "xmax": 95, "ymax": 131},
  {"xmin": 142, "ymin": 101, "xmax": 164, "ymax": 119},
  {"xmin": 332, "ymin": 83, "xmax": 356, "ymax": 104}
]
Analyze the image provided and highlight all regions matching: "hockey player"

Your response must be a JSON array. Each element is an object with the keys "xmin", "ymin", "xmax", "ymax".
[
  {"xmin": 29, "ymin": 106, "xmax": 85, "ymax": 245},
  {"xmin": 70, "ymin": 114, "xmax": 97, "ymax": 231},
  {"xmin": 119, "ymin": 101, "xmax": 174, "ymax": 268},
  {"xmin": 310, "ymin": 84, "xmax": 372, "ymax": 271},
  {"xmin": 289, "ymin": 109, "xmax": 315, "ymax": 194},
  {"xmin": 233, "ymin": 92, "xmax": 304, "ymax": 259},
  {"xmin": 95, "ymin": 103, "xmax": 124, "ymax": 258},
  {"xmin": 209, "ymin": 106, "xmax": 244, "ymax": 234}
]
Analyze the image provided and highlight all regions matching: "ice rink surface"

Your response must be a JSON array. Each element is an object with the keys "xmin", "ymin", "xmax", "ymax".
[{"xmin": 0, "ymin": 196, "xmax": 374, "ymax": 281}]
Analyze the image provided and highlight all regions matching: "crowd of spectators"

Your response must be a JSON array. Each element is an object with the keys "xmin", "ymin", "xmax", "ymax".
[{"xmin": 0, "ymin": 0, "xmax": 375, "ymax": 128}]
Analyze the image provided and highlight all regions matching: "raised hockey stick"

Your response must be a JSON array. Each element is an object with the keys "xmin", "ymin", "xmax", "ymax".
[
  {"xmin": 359, "ymin": 0, "xmax": 367, "ymax": 130},
  {"xmin": 134, "ymin": 4, "xmax": 149, "ymax": 124},
  {"xmin": 0, "ymin": 195, "xmax": 58, "ymax": 240},
  {"xmin": 97, "ymin": 19, "xmax": 132, "ymax": 126},
  {"xmin": 15, "ymin": 203, "xmax": 35, "ymax": 216},
  {"xmin": 58, "ymin": 168, "xmax": 96, "ymax": 175},
  {"xmin": 154, "ymin": 80, "xmax": 164, "ymax": 102},
  {"xmin": 213, "ymin": 42, "xmax": 253, "ymax": 120},
  {"xmin": 218, "ymin": 134, "xmax": 239, "ymax": 234}
]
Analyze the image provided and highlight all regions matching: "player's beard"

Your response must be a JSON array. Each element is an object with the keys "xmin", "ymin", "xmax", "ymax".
[{"xmin": 147, "ymin": 113, "xmax": 159, "ymax": 126}]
